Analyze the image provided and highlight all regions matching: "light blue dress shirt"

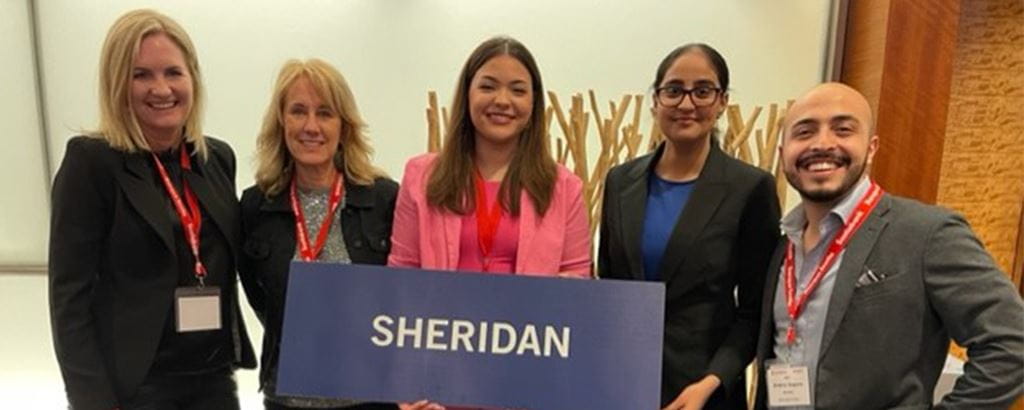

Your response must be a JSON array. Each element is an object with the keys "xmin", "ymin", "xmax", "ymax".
[{"xmin": 771, "ymin": 177, "xmax": 872, "ymax": 409}]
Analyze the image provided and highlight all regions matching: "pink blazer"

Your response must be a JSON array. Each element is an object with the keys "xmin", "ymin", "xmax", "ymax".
[{"xmin": 388, "ymin": 153, "xmax": 591, "ymax": 277}]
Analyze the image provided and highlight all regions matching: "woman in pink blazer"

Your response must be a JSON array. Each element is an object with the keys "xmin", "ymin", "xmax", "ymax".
[
  {"xmin": 388, "ymin": 36, "xmax": 591, "ymax": 280},
  {"xmin": 389, "ymin": 35, "xmax": 591, "ymax": 410}
]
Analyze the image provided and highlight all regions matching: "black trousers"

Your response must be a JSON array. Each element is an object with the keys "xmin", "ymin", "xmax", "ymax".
[{"xmin": 123, "ymin": 369, "xmax": 239, "ymax": 410}]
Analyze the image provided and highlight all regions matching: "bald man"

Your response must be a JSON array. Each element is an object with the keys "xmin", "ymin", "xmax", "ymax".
[{"xmin": 752, "ymin": 83, "xmax": 1023, "ymax": 409}]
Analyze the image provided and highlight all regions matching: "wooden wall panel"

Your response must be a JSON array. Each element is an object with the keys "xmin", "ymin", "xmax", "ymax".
[
  {"xmin": 871, "ymin": 0, "xmax": 960, "ymax": 203},
  {"xmin": 839, "ymin": 0, "xmax": 890, "ymax": 117}
]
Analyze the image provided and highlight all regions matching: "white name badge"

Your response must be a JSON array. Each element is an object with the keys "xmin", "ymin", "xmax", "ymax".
[
  {"xmin": 175, "ymin": 286, "xmax": 222, "ymax": 332},
  {"xmin": 766, "ymin": 360, "xmax": 812, "ymax": 407}
]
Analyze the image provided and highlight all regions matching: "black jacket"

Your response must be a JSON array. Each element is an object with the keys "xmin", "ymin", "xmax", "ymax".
[
  {"xmin": 237, "ymin": 176, "xmax": 398, "ymax": 393},
  {"xmin": 48, "ymin": 136, "xmax": 257, "ymax": 410},
  {"xmin": 598, "ymin": 142, "xmax": 781, "ymax": 409}
]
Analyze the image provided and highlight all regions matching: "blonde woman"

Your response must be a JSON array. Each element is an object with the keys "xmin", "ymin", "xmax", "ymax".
[
  {"xmin": 237, "ymin": 58, "xmax": 398, "ymax": 410},
  {"xmin": 49, "ymin": 9, "xmax": 256, "ymax": 410}
]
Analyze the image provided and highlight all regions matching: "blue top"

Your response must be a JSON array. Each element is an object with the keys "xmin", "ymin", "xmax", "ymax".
[{"xmin": 641, "ymin": 173, "xmax": 695, "ymax": 281}]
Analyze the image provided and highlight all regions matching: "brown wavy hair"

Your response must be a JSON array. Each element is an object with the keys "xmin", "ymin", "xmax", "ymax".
[{"xmin": 426, "ymin": 36, "xmax": 556, "ymax": 216}]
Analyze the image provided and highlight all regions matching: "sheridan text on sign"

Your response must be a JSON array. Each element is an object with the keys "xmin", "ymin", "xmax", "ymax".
[{"xmin": 370, "ymin": 315, "xmax": 571, "ymax": 358}]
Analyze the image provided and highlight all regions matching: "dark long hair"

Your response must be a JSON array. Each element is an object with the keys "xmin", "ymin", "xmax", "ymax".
[
  {"xmin": 652, "ymin": 43, "xmax": 731, "ymax": 142},
  {"xmin": 426, "ymin": 36, "xmax": 556, "ymax": 216},
  {"xmin": 653, "ymin": 43, "xmax": 730, "ymax": 92}
]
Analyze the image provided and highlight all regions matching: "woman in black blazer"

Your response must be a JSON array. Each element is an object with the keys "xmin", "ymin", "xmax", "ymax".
[
  {"xmin": 48, "ymin": 9, "xmax": 255, "ymax": 410},
  {"xmin": 236, "ymin": 59, "xmax": 398, "ymax": 410},
  {"xmin": 598, "ymin": 44, "xmax": 781, "ymax": 410}
]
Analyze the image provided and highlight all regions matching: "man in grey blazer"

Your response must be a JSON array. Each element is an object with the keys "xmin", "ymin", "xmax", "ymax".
[{"xmin": 753, "ymin": 82, "xmax": 1024, "ymax": 409}]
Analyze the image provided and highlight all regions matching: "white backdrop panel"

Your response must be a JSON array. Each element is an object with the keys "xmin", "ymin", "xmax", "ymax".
[
  {"xmin": 38, "ymin": 0, "xmax": 831, "ymax": 193},
  {"xmin": 0, "ymin": 0, "xmax": 49, "ymax": 265}
]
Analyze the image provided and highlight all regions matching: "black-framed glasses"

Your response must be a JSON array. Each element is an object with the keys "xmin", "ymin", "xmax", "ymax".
[{"xmin": 654, "ymin": 85, "xmax": 722, "ymax": 107}]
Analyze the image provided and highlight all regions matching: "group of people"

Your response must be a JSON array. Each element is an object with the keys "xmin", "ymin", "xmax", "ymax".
[{"xmin": 47, "ymin": 9, "xmax": 1023, "ymax": 410}]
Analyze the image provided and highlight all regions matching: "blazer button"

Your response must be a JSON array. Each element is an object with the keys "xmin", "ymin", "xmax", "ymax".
[
  {"xmin": 380, "ymin": 239, "xmax": 388, "ymax": 248},
  {"xmin": 353, "ymin": 239, "xmax": 363, "ymax": 248}
]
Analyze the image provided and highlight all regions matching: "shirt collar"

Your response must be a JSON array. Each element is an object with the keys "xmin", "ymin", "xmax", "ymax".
[{"xmin": 781, "ymin": 177, "xmax": 873, "ymax": 239}]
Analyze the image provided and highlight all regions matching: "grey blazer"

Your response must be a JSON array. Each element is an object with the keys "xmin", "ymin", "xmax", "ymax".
[{"xmin": 753, "ymin": 194, "xmax": 1024, "ymax": 410}]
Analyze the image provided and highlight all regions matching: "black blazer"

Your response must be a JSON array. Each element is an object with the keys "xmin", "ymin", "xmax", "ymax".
[
  {"xmin": 598, "ymin": 142, "xmax": 781, "ymax": 409},
  {"xmin": 48, "ymin": 136, "xmax": 257, "ymax": 410},
  {"xmin": 237, "ymin": 176, "xmax": 398, "ymax": 396}
]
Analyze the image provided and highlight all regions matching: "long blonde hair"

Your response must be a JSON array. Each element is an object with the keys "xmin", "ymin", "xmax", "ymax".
[
  {"xmin": 92, "ymin": 9, "xmax": 207, "ymax": 158},
  {"xmin": 254, "ymin": 58, "xmax": 383, "ymax": 195}
]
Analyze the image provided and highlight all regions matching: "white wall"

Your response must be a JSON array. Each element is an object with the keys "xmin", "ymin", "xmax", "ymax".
[
  {"xmin": 37, "ymin": 0, "xmax": 831, "ymax": 193},
  {"xmin": 5, "ymin": 0, "xmax": 833, "ymax": 266},
  {"xmin": 0, "ymin": 0, "xmax": 49, "ymax": 265}
]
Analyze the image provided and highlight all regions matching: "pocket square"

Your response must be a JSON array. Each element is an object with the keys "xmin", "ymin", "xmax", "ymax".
[{"xmin": 855, "ymin": 267, "xmax": 887, "ymax": 288}]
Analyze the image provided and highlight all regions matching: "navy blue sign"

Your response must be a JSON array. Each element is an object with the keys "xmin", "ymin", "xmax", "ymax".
[{"xmin": 277, "ymin": 262, "xmax": 664, "ymax": 409}]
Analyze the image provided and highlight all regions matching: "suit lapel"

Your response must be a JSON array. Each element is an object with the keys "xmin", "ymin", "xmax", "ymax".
[
  {"xmin": 761, "ymin": 243, "xmax": 782, "ymax": 348},
  {"xmin": 659, "ymin": 145, "xmax": 729, "ymax": 285},
  {"xmin": 440, "ymin": 207, "xmax": 462, "ymax": 269},
  {"xmin": 754, "ymin": 242, "xmax": 786, "ymax": 409},
  {"xmin": 119, "ymin": 153, "xmax": 175, "ymax": 252},
  {"xmin": 260, "ymin": 189, "xmax": 291, "ymax": 213},
  {"xmin": 183, "ymin": 162, "xmax": 237, "ymax": 259},
  {"xmin": 758, "ymin": 243, "xmax": 786, "ymax": 359},
  {"xmin": 514, "ymin": 190, "xmax": 539, "ymax": 273},
  {"xmin": 817, "ymin": 195, "xmax": 892, "ymax": 359},
  {"xmin": 618, "ymin": 153, "xmax": 653, "ymax": 280}
]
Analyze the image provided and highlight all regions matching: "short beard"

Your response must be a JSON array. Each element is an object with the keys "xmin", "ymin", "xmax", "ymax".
[{"xmin": 786, "ymin": 156, "xmax": 868, "ymax": 205}]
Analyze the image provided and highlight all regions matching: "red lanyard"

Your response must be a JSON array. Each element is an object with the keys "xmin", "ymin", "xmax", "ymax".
[
  {"xmin": 783, "ymin": 181, "xmax": 883, "ymax": 344},
  {"xmin": 473, "ymin": 168, "xmax": 504, "ymax": 272},
  {"xmin": 290, "ymin": 172, "xmax": 344, "ymax": 261},
  {"xmin": 151, "ymin": 147, "xmax": 207, "ymax": 282}
]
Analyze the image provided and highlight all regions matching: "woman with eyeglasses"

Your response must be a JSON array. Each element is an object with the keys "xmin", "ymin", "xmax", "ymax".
[{"xmin": 598, "ymin": 43, "xmax": 781, "ymax": 410}]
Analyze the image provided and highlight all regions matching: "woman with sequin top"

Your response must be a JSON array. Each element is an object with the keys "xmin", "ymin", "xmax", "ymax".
[{"xmin": 237, "ymin": 58, "xmax": 399, "ymax": 410}]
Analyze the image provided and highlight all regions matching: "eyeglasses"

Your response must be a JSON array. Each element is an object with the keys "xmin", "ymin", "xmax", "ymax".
[{"xmin": 654, "ymin": 85, "xmax": 722, "ymax": 107}]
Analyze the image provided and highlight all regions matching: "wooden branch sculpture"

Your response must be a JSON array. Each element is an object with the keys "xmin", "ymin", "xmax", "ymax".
[{"xmin": 423, "ymin": 91, "xmax": 793, "ymax": 236}]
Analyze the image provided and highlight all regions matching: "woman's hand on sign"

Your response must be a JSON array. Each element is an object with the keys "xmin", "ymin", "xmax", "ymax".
[
  {"xmin": 399, "ymin": 400, "xmax": 446, "ymax": 410},
  {"xmin": 662, "ymin": 374, "xmax": 721, "ymax": 410}
]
